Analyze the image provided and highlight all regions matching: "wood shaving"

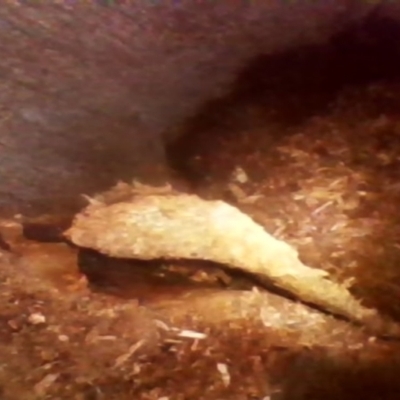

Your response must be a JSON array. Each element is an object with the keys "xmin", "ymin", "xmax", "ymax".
[{"xmin": 66, "ymin": 191, "xmax": 400, "ymax": 338}]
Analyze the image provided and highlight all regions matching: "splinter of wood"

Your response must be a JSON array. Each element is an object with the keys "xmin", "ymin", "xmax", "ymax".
[{"xmin": 65, "ymin": 189, "xmax": 400, "ymax": 338}]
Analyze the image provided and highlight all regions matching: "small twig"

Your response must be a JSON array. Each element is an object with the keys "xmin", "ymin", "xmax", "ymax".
[{"xmin": 113, "ymin": 340, "xmax": 145, "ymax": 369}]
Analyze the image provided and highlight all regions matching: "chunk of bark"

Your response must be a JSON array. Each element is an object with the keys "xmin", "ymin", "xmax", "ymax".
[{"xmin": 65, "ymin": 191, "xmax": 400, "ymax": 338}]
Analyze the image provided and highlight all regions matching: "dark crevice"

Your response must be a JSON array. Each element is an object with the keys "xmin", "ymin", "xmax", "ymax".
[{"xmin": 166, "ymin": 15, "xmax": 400, "ymax": 183}]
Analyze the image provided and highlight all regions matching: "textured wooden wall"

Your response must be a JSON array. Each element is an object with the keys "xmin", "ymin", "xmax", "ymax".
[{"xmin": 0, "ymin": 1, "xmax": 378, "ymax": 215}]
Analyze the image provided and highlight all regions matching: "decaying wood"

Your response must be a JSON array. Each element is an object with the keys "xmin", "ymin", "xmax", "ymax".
[{"xmin": 65, "ymin": 185, "xmax": 400, "ymax": 338}]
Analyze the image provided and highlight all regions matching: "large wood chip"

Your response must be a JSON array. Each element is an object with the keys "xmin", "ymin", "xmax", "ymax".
[{"xmin": 65, "ymin": 191, "xmax": 400, "ymax": 338}]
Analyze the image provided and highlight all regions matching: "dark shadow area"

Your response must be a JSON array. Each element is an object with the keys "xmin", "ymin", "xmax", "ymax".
[
  {"xmin": 77, "ymin": 248, "xmax": 257, "ymax": 302},
  {"xmin": 279, "ymin": 348, "xmax": 400, "ymax": 400},
  {"xmin": 22, "ymin": 217, "xmax": 73, "ymax": 243},
  {"xmin": 166, "ymin": 15, "xmax": 400, "ymax": 185},
  {"xmin": 77, "ymin": 248, "xmax": 308, "ymax": 304}
]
